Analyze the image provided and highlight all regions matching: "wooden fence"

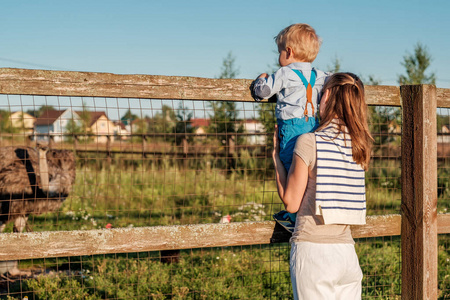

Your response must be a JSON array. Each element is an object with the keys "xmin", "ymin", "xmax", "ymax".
[{"xmin": 1, "ymin": 68, "xmax": 450, "ymax": 299}]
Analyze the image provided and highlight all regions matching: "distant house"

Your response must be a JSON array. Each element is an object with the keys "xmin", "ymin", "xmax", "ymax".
[
  {"xmin": 130, "ymin": 117, "xmax": 152, "ymax": 134},
  {"xmin": 241, "ymin": 119, "xmax": 266, "ymax": 145},
  {"xmin": 190, "ymin": 118, "xmax": 210, "ymax": 135},
  {"xmin": 388, "ymin": 120, "xmax": 401, "ymax": 134},
  {"xmin": 9, "ymin": 111, "xmax": 36, "ymax": 134},
  {"xmin": 438, "ymin": 125, "xmax": 450, "ymax": 143},
  {"xmin": 34, "ymin": 109, "xmax": 81, "ymax": 142},
  {"xmin": 113, "ymin": 121, "xmax": 130, "ymax": 140},
  {"xmin": 79, "ymin": 111, "xmax": 115, "ymax": 144}
]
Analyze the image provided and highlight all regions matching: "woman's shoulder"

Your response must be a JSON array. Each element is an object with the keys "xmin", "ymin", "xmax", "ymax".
[
  {"xmin": 294, "ymin": 133, "xmax": 316, "ymax": 167},
  {"xmin": 296, "ymin": 132, "xmax": 316, "ymax": 146}
]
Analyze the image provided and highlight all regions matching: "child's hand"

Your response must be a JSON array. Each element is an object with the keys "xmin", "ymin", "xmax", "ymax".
[{"xmin": 249, "ymin": 80, "xmax": 263, "ymax": 102}]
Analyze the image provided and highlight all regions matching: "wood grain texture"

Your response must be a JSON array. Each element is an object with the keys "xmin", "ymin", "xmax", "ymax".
[
  {"xmin": 0, "ymin": 67, "xmax": 437, "ymax": 107},
  {"xmin": 0, "ymin": 215, "xmax": 413, "ymax": 261},
  {"xmin": 401, "ymin": 85, "xmax": 438, "ymax": 300},
  {"xmin": 0, "ymin": 68, "xmax": 255, "ymax": 102},
  {"xmin": 2, "ymin": 68, "xmax": 449, "ymax": 106},
  {"xmin": 0, "ymin": 213, "xmax": 448, "ymax": 261}
]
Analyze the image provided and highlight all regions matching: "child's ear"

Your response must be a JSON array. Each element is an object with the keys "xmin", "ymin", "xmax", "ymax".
[{"xmin": 286, "ymin": 47, "xmax": 294, "ymax": 59}]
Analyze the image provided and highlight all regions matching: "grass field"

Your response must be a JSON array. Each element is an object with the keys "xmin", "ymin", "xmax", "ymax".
[
  {"xmin": 2, "ymin": 237, "xmax": 450, "ymax": 299},
  {"xmin": 1, "ymin": 155, "xmax": 449, "ymax": 299}
]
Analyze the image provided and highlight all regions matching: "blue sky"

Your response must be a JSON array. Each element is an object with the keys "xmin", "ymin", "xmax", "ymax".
[{"xmin": 1, "ymin": 0, "xmax": 450, "ymax": 88}]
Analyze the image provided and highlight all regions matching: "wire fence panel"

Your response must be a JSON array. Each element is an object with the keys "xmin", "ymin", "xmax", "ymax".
[
  {"xmin": 0, "ymin": 96, "xmax": 278, "ymax": 232},
  {"xmin": 367, "ymin": 105, "xmax": 402, "ymax": 216},
  {"xmin": 437, "ymin": 108, "xmax": 450, "ymax": 299},
  {"xmin": 0, "ymin": 81, "xmax": 449, "ymax": 299},
  {"xmin": 2, "ymin": 245, "xmax": 292, "ymax": 300},
  {"xmin": 438, "ymin": 234, "xmax": 450, "ymax": 299},
  {"xmin": 438, "ymin": 107, "xmax": 450, "ymax": 214}
]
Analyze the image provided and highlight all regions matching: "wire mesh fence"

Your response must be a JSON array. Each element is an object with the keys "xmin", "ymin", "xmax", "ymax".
[
  {"xmin": 437, "ymin": 107, "xmax": 450, "ymax": 299},
  {"xmin": 0, "ymin": 80, "xmax": 449, "ymax": 299}
]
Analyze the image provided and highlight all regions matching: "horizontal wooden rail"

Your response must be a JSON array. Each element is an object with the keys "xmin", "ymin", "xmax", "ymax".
[
  {"xmin": 3, "ymin": 68, "xmax": 450, "ymax": 107},
  {"xmin": 0, "ymin": 214, "xmax": 448, "ymax": 261}
]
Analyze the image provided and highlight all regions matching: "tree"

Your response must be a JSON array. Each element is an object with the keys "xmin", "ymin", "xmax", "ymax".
[
  {"xmin": 65, "ymin": 103, "xmax": 91, "ymax": 142},
  {"xmin": 173, "ymin": 103, "xmax": 194, "ymax": 145},
  {"xmin": 121, "ymin": 109, "xmax": 138, "ymax": 126},
  {"xmin": 327, "ymin": 55, "xmax": 341, "ymax": 73},
  {"xmin": 218, "ymin": 51, "xmax": 240, "ymax": 79},
  {"xmin": 208, "ymin": 52, "xmax": 244, "ymax": 140},
  {"xmin": 27, "ymin": 105, "xmax": 55, "ymax": 118},
  {"xmin": 0, "ymin": 110, "xmax": 16, "ymax": 133},
  {"xmin": 77, "ymin": 102, "xmax": 92, "ymax": 135},
  {"xmin": 149, "ymin": 105, "xmax": 176, "ymax": 134},
  {"xmin": 65, "ymin": 119, "xmax": 83, "ymax": 143},
  {"xmin": 364, "ymin": 75, "xmax": 401, "ymax": 150},
  {"xmin": 257, "ymin": 58, "xmax": 278, "ymax": 146},
  {"xmin": 398, "ymin": 42, "xmax": 436, "ymax": 85},
  {"xmin": 208, "ymin": 52, "xmax": 244, "ymax": 172}
]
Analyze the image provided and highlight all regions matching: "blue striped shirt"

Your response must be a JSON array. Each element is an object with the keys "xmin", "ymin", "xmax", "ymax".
[{"xmin": 315, "ymin": 123, "xmax": 367, "ymax": 225}]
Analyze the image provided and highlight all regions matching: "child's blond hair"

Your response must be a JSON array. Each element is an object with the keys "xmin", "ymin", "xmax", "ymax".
[{"xmin": 275, "ymin": 23, "xmax": 322, "ymax": 63}]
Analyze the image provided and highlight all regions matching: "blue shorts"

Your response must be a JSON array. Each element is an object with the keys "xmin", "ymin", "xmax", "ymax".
[{"xmin": 278, "ymin": 117, "xmax": 318, "ymax": 172}]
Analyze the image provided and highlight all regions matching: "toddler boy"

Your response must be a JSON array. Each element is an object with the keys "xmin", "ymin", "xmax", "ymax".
[{"xmin": 250, "ymin": 23, "xmax": 329, "ymax": 229}]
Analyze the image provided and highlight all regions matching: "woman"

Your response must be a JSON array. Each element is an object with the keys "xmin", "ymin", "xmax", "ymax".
[{"xmin": 272, "ymin": 73, "xmax": 373, "ymax": 299}]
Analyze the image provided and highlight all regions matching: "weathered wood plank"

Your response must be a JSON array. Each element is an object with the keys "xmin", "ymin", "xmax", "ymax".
[
  {"xmin": 0, "ymin": 68, "xmax": 254, "ymax": 102},
  {"xmin": 438, "ymin": 214, "xmax": 450, "ymax": 234},
  {"xmin": 437, "ymin": 88, "xmax": 450, "ymax": 108},
  {"xmin": 1, "ymin": 68, "xmax": 449, "ymax": 106},
  {"xmin": 401, "ymin": 84, "xmax": 438, "ymax": 300},
  {"xmin": 365, "ymin": 85, "xmax": 401, "ymax": 106},
  {"xmin": 0, "ymin": 68, "xmax": 410, "ymax": 106},
  {"xmin": 0, "ymin": 215, "xmax": 406, "ymax": 261},
  {"xmin": 0, "ymin": 214, "xmax": 448, "ymax": 261},
  {"xmin": 351, "ymin": 214, "xmax": 401, "ymax": 238}
]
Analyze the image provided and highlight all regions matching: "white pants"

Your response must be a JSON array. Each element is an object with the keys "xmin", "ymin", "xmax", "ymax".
[{"xmin": 290, "ymin": 242, "xmax": 362, "ymax": 300}]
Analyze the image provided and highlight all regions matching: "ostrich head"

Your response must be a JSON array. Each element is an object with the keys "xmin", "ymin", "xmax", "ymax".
[{"xmin": 46, "ymin": 150, "xmax": 76, "ymax": 197}]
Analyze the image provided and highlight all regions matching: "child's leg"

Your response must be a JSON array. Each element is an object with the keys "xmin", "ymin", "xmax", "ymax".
[
  {"xmin": 277, "ymin": 118, "xmax": 318, "ymax": 222},
  {"xmin": 278, "ymin": 117, "xmax": 318, "ymax": 172}
]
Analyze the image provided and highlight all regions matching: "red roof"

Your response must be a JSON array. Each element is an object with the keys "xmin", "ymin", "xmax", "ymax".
[
  {"xmin": 190, "ymin": 118, "xmax": 210, "ymax": 127},
  {"xmin": 34, "ymin": 110, "xmax": 66, "ymax": 126},
  {"xmin": 76, "ymin": 111, "xmax": 107, "ymax": 127}
]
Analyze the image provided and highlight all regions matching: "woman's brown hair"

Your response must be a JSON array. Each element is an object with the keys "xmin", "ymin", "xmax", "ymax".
[{"xmin": 317, "ymin": 72, "xmax": 373, "ymax": 170}]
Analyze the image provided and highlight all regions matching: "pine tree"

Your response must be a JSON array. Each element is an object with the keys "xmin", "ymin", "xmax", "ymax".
[
  {"xmin": 208, "ymin": 52, "xmax": 243, "ymax": 139},
  {"xmin": 398, "ymin": 42, "xmax": 436, "ymax": 85},
  {"xmin": 327, "ymin": 55, "xmax": 341, "ymax": 73}
]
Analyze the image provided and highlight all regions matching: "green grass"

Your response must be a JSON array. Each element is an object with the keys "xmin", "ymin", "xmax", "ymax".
[
  {"xmin": 1, "ymin": 157, "xmax": 450, "ymax": 299},
  {"xmin": 17, "ymin": 162, "xmax": 281, "ymax": 232},
  {"xmin": 3, "ymin": 238, "xmax": 450, "ymax": 299}
]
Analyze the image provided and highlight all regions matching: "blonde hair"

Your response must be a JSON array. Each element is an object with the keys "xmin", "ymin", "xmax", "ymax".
[
  {"xmin": 275, "ymin": 23, "xmax": 322, "ymax": 62},
  {"xmin": 317, "ymin": 73, "xmax": 373, "ymax": 170}
]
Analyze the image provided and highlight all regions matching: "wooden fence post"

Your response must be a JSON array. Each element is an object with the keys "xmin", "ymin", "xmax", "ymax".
[{"xmin": 400, "ymin": 84, "xmax": 438, "ymax": 300}]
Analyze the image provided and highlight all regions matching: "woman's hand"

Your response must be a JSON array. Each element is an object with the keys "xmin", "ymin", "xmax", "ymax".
[{"xmin": 272, "ymin": 125, "xmax": 280, "ymax": 161}]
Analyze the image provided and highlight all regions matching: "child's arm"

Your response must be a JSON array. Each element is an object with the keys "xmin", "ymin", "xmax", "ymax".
[{"xmin": 249, "ymin": 69, "xmax": 285, "ymax": 102}]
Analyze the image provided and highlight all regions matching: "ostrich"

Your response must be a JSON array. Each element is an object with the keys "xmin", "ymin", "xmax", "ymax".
[
  {"xmin": 0, "ymin": 145, "xmax": 76, "ymax": 232},
  {"xmin": 0, "ymin": 145, "xmax": 75, "ymax": 276}
]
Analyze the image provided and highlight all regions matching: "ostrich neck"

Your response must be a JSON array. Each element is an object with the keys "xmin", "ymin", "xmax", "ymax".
[{"xmin": 38, "ymin": 148, "xmax": 49, "ymax": 192}]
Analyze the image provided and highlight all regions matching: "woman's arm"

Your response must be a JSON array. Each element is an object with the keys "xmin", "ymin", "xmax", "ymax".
[{"xmin": 273, "ymin": 127, "xmax": 309, "ymax": 213}]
